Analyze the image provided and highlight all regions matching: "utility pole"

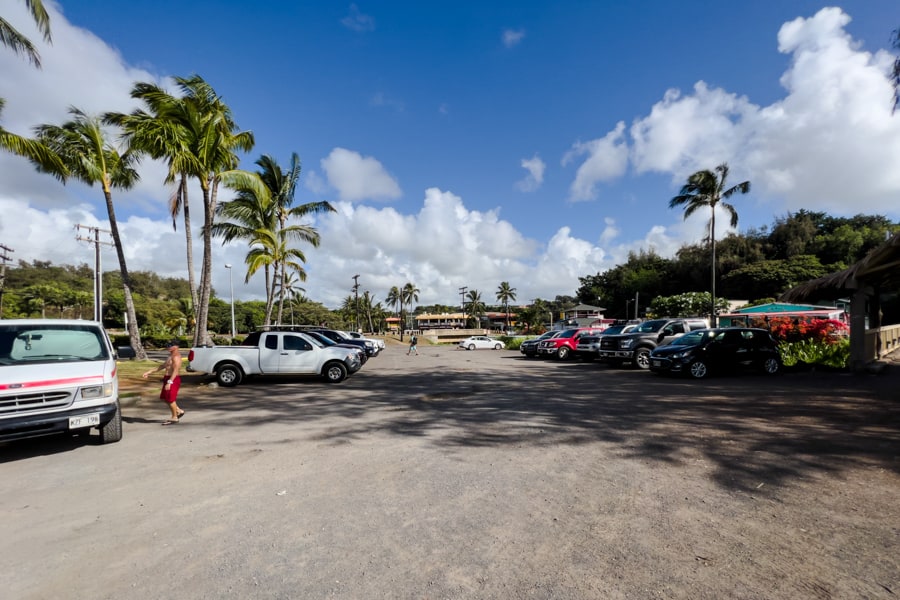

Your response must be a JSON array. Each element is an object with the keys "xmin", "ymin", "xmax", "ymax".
[
  {"xmin": 75, "ymin": 224, "xmax": 114, "ymax": 322},
  {"xmin": 352, "ymin": 274, "xmax": 361, "ymax": 332},
  {"xmin": 459, "ymin": 286, "xmax": 468, "ymax": 327},
  {"xmin": 0, "ymin": 244, "xmax": 13, "ymax": 319}
]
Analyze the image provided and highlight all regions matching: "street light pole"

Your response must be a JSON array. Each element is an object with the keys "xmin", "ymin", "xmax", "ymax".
[
  {"xmin": 225, "ymin": 264, "xmax": 235, "ymax": 338},
  {"xmin": 352, "ymin": 274, "xmax": 361, "ymax": 332}
]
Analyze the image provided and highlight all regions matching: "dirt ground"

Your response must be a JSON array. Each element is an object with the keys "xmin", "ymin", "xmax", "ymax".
[{"xmin": 2, "ymin": 340, "xmax": 899, "ymax": 599}]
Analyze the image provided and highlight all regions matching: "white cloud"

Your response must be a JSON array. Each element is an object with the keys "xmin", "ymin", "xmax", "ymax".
[
  {"xmin": 623, "ymin": 7, "xmax": 900, "ymax": 216},
  {"xmin": 562, "ymin": 122, "xmax": 630, "ymax": 201},
  {"xmin": 307, "ymin": 188, "xmax": 620, "ymax": 306},
  {"xmin": 515, "ymin": 155, "xmax": 546, "ymax": 192},
  {"xmin": 502, "ymin": 29, "xmax": 525, "ymax": 48},
  {"xmin": 341, "ymin": 4, "xmax": 375, "ymax": 32},
  {"xmin": 320, "ymin": 147, "xmax": 402, "ymax": 202}
]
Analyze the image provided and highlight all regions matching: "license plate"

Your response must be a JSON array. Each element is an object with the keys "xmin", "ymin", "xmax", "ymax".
[
  {"xmin": 69, "ymin": 413, "xmax": 100, "ymax": 429},
  {"xmin": 651, "ymin": 360, "xmax": 661, "ymax": 367}
]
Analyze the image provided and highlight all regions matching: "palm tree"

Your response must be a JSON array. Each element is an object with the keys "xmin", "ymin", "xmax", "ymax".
[
  {"xmin": 0, "ymin": 99, "xmax": 62, "ymax": 170},
  {"xmin": 669, "ymin": 163, "xmax": 749, "ymax": 326},
  {"xmin": 1, "ymin": 0, "xmax": 51, "ymax": 67},
  {"xmin": 496, "ymin": 281, "xmax": 517, "ymax": 332},
  {"xmin": 386, "ymin": 285, "xmax": 402, "ymax": 339},
  {"xmin": 215, "ymin": 154, "xmax": 334, "ymax": 325},
  {"xmin": 401, "ymin": 282, "xmax": 419, "ymax": 333},
  {"xmin": 107, "ymin": 75, "xmax": 253, "ymax": 346},
  {"xmin": 106, "ymin": 82, "xmax": 204, "ymax": 327},
  {"xmin": 465, "ymin": 289, "xmax": 486, "ymax": 328},
  {"xmin": 32, "ymin": 107, "xmax": 146, "ymax": 358}
]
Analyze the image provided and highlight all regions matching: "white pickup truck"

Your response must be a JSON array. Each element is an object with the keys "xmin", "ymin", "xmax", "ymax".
[
  {"xmin": 0, "ymin": 319, "xmax": 135, "ymax": 445},
  {"xmin": 187, "ymin": 329, "xmax": 362, "ymax": 387}
]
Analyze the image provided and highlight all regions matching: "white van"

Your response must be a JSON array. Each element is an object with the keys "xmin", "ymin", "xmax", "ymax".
[{"xmin": 0, "ymin": 319, "xmax": 134, "ymax": 444}]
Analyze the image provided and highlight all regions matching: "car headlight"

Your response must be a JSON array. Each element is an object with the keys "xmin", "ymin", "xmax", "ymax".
[
  {"xmin": 81, "ymin": 383, "xmax": 114, "ymax": 399},
  {"xmin": 619, "ymin": 339, "xmax": 634, "ymax": 349},
  {"xmin": 671, "ymin": 350, "xmax": 691, "ymax": 359}
]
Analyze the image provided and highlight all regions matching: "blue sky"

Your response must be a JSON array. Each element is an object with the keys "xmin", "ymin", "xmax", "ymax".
[{"xmin": 1, "ymin": 1, "xmax": 899, "ymax": 309}]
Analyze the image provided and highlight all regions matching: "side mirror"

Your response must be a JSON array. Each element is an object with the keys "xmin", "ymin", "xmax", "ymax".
[{"xmin": 117, "ymin": 346, "xmax": 136, "ymax": 360}]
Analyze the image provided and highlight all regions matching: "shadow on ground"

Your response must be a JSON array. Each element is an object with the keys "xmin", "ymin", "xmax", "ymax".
[{"xmin": 162, "ymin": 353, "xmax": 900, "ymax": 495}]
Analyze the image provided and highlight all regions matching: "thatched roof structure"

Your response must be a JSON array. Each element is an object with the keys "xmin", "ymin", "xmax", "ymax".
[{"xmin": 780, "ymin": 232, "xmax": 900, "ymax": 302}]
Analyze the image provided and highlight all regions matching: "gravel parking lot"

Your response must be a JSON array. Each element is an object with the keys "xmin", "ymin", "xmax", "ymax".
[{"xmin": 2, "ymin": 343, "xmax": 899, "ymax": 599}]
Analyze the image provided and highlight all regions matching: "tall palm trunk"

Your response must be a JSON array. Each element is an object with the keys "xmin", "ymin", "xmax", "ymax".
[
  {"xmin": 710, "ymin": 209, "xmax": 717, "ymax": 327},
  {"xmin": 194, "ymin": 177, "xmax": 214, "ymax": 347},
  {"xmin": 178, "ymin": 176, "xmax": 199, "ymax": 335},
  {"xmin": 103, "ymin": 182, "xmax": 146, "ymax": 359}
]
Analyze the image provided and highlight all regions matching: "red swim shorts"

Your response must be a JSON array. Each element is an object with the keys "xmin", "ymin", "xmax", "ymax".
[{"xmin": 159, "ymin": 376, "xmax": 181, "ymax": 403}]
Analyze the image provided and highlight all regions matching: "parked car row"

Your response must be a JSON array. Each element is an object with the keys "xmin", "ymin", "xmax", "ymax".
[
  {"xmin": 188, "ymin": 326, "xmax": 384, "ymax": 386},
  {"xmin": 519, "ymin": 324, "xmax": 783, "ymax": 379}
]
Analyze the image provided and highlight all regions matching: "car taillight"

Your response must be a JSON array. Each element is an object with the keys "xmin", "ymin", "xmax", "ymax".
[{"xmin": 188, "ymin": 350, "xmax": 194, "ymax": 360}]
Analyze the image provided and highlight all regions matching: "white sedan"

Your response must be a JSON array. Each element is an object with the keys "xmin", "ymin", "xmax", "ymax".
[{"xmin": 458, "ymin": 336, "xmax": 505, "ymax": 350}]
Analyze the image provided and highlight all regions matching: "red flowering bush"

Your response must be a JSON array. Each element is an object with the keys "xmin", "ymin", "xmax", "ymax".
[
  {"xmin": 755, "ymin": 317, "xmax": 850, "ymax": 369},
  {"xmin": 764, "ymin": 317, "xmax": 847, "ymax": 344}
]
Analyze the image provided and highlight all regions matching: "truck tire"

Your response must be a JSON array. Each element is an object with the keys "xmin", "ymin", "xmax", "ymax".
[
  {"xmin": 99, "ymin": 401, "xmax": 123, "ymax": 444},
  {"xmin": 216, "ymin": 362, "xmax": 243, "ymax": 387},
  {"xmin": 557, "ymin": 346, "xmax": 570, "ymax": 360},
  {"xmin": 323, "ymin": 361, "xmax": 348, "ymax": 383},
  {"xmin": 688, "ymin": 360, "xmax": 709, "ymax": 379},
  {"xmin": 634, "ymin": 348, "xmax": 652, "ymax": 370}
]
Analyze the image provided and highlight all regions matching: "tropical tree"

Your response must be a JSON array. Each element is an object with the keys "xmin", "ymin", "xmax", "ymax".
[
  {"xmin": 401, "ymin": 282, "xmax": 419, "ymax": 333},
  {"xmin": 31, "ymin": 108, "xmax": 146, "ymax": 357},
  {"xmin": 106, "ymin": 82, "xmax": 203, "ymax": 324},
  {"xmin": 495, "ymin": 281, "xmax": 517, "ymax": 331},
  {"xmin": 107, "ymin": 75, "xmax": 253, "ymax": 346},
  {"xmin": 0, "ymin": 99, "xmax": 63, "ymax": 170},
  {"xmin": 1, "ymin": 0, "xmax": 51, "ymax": 67},
  {"xmin": 669, "ymin": 163, "xmax": 749, "ymax": 325},
  {"xmin": 465, "ymin": 289, "xmax": 486, "ymax": 328},
  {"xmin": 386, "ymin": 285, "xmax": 402, "ymax": 339},
  {"xmin": 215, "ymin": 154, "xmax": 334, "ymax": 326}
]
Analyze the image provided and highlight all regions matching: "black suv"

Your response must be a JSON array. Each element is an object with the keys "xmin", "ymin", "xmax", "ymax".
[{"xmin": 649, "ymin": 327, "xmax": 781, "ymax": 379}]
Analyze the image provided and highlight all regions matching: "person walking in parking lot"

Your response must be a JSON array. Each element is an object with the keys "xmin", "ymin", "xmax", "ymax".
[
  {"xmin": 142, "ymin": 340, "xmax": 185, "ymax": 425},
  {"xmin": 407, "ymin": 334, "xmax": 419, "ymax": 356}
]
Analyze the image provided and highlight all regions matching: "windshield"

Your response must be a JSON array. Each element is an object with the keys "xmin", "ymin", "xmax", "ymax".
[
  {"xmin": 303, "ymin": 333, "xmax": 329, "ymax": 348},
  {"xmin": 0, "ymin": 324, "xmax": 109, "ymax": 365},
  {"xmin": 668, "ymin": 330, "xmax": 711, "ymax": 347},
  {"xmin": 559, "ymin": 329, "xmax": 579, "ymax": 338},
  {"xmin": 633, "ymin": 320, "xmax": 667, "ymax": 333},
  {"xmin": 603, "ymin": 326, "xmax": 624, "ymax": 335}
]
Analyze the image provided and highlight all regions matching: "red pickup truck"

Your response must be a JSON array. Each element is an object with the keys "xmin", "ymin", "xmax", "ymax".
[{"xmin": 536, "ymin": 327, "xmax": 606, "ymax": 360}]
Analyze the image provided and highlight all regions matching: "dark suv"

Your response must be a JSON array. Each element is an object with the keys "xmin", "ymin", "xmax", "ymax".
[{"xmin": 649, "ymin": 327, "xmax": 781, "ymax": 378}]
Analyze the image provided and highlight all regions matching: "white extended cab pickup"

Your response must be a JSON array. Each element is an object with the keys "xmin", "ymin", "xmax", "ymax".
[
  {"xmin": 0, "ymin": 319, "xmax": 135, "ymax": 444},
  {"xmin": 187, "ymin": 330, "xmax": 362, "ymax": 387}
]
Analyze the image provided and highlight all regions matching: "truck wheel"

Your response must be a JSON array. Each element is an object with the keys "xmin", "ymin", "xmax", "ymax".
[
  {"xmin": 216, "ymin": 362, "xmax": 243, "ymax": 387},
  {"xmin": 323, "ymin": 361, "xmax": 348, "ymax": 383},
  {"xmin": 634, "ymin": 348, "xmax": 651, "ymax": 370},
  {"xmin": 99, "ymin": 401, "xmax": 123, "ymax": 444},
  {"xmin": 689, "ymin": 360, "xmax": 709, "ymax": 379},
  {"xmin": 557, "ymin": 346, "xmax": 570, "ymax": 360}
]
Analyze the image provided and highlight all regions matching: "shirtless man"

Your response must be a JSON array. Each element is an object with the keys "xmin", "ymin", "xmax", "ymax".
[{"xmin": 142, "ymin": 340, "xmax": 185, "ymax": 425}]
